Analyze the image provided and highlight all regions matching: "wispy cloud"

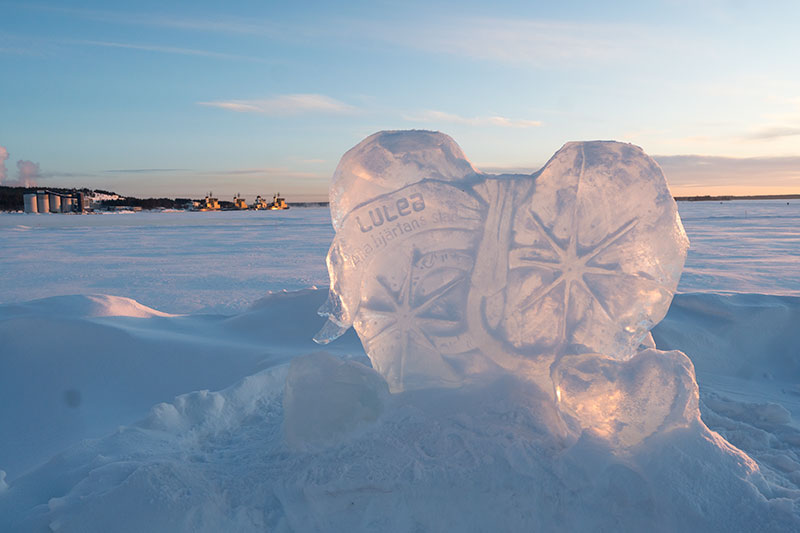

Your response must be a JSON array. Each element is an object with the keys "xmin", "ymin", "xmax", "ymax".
[
  {"xmin": 40, "ymin": 170, "xmax": 100, "ymax": 179},
  {"xmin": 14, "ymin": 6, "xmax": 678, "ymax": 69},
  {"xmin": 73, "ymin": 39, "xmax": 260, "ymax": 61},
  {"xmin": 20, "ymin": 4, "xmax": 280, "ymax": 36},
  {"xmin": 209, "ymin": 167, "xmax": 326, "ymax": 179},
  {"xmin": 405, "ymin": 110, "xmax": 542, "ymax": 128},
  {"xmin": 104, "ymin": 168, "xmax": 191, "ymax": 173},
  {"xmin": 101, "ymin": 166, "xmax": 325, "ymax": 179},
  {"xmin": 198, "ymin": 94, "xmax": 355, "ymax": 115},
  {"xmin": 363, "ymin": 17, "xmax": 664, "ymax": 67},
  {"xmin": 26, "ymin": 4, "xmax": 673, "ymax": 67},
  {"xmin": 746, "ymin": 126, "xmax": 800, "ymax": 140},
  {"xmin": 0, "ymin": 146, "xmax": 8, "ymax": 184}
]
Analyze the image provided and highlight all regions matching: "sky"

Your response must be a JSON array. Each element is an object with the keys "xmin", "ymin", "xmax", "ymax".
[{"xmin": 1, "ymin": 0, "xmax": 800, "ymax": 201}]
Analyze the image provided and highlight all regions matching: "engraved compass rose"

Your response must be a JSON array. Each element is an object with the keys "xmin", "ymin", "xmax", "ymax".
[
  {"xmin": 503, "ymin": 148, "xmax": 668, "ymax": 355},
  {"xmin": 355, "ymin": 248, "xmax": 471, "ymax": 388},
  {"xmin": 510, "ymin": 209, "xmax": 640, "ymax": 331}
]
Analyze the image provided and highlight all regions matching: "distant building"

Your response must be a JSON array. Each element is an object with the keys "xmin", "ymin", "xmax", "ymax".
[
  {"xmin": 23, "ymin": 193, "xmax": 38, "ymax": 213},
  {"xmin": 49, "ymin": 193, "xmax": 61, "ymax": 213},
  {"xmin": 23, "ymin": 190, "xmax": 84, "ymax": 214},
  {"xmin": 36, "ymin": 191, "xmax": 49, "ymax": 213}
]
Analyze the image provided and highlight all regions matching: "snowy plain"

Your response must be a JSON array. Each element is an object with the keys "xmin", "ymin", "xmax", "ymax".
[
  {"xmin": 2, "ymin": 201, "xmax": 800, "ymax": 315},
  {"xmin": 1, "ymin": 202, "xmax": 799, "ymax": 531}
]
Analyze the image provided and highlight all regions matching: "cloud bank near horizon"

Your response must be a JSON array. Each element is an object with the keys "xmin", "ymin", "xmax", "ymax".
[
  {"xmin": 481, "ymin": 153, "xmax": 800, "ymax": 196},
  {"xmin": 5, "ymin": 149, "xmax": 799, "ymax": 199},
  {"xmin": 654, "ymin": 154, "xmax": 800, "ymax": 194}
]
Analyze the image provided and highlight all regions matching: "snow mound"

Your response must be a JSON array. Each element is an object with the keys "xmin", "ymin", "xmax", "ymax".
[
  {"xmin": 654, "ymin": 292, "xmax": 800, "ymax": 383},
  {"xmin": 2, "ymin": 350, "xmax": 797, "ymax": 532},
  {"xmin": 0, "ymin": 290, "xmax": 359, "ymax": 481},
  {"xmin": 0, "ymin": 294, "xmax": 175, "ymax": 319},
  {"xmin": 1, "ymin": 290, "xmax": 798, "ymax": 531},
  {"xmin": 654, "ymin": 292, "xmax": 800, "ymax": 499}
]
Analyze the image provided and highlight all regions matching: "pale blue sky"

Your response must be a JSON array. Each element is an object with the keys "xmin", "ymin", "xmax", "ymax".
[{"xmin": 1, "ymin": 0, "xmax": 799, "ymax": 200}]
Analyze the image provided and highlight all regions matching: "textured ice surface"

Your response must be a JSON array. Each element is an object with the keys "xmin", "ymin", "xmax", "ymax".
[
  {"xmin": 283, "ymin": 352, "xmax": 389, "ymax": 449},
  {"xmin": 328, "ymin": 130, "xmax": 478, "ymax": 231},
  {"xmin": 553, "ymin": 348, "xmax": 699, "ymax": 448},
  {"xmin": 317, "ymin": 131, "xmax": 688, "ymax": 392}
]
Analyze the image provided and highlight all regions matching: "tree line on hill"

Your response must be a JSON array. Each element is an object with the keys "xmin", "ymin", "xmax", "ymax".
[
  {"xmin": 100, "ymin": 197, "xmax": 195, "ymax": 210},
  {"xmin": 674, "ymin": 194, "xmax": 800, "ymax": 202}
]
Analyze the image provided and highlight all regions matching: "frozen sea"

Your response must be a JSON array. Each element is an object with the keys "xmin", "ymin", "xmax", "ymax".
[
  {"xmin": 1, "ymin": 200, "xmax": 799, "ymax": 314},
  {"xmin": 1, "ymin": 200, "xmax": 799, "ymax": 532},
  {"xmin": 0, "ymin": 208, "xmax": 334, "ymax": 314}
]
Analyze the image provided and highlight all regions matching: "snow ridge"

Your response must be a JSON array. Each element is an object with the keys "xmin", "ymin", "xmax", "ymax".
[{"xmin": 0, "ymin": 290, "xmax": 798, "ymax": 531}]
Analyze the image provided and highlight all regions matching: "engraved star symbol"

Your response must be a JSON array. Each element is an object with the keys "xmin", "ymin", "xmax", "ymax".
[
  {"xmin": 509, "ymin": 209, "xmax": 641, "ymax": 333},
  {"xmin": 357, "ymin": 250, "xmax": 467, "ymax": 378},
  {"xmin": 506, "ymin": 155, "xmax": 664, "ymax": 348}
]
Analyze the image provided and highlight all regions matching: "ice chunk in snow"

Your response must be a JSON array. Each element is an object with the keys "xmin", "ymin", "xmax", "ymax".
[
  {"xmin": 553, "ymin": 348, "xmax": 699, "ymax": 448},
  {"xmin": 283, "ymin": 353, "xmax": 389, "ymax": 448},
  {"xmin": 317, "ymin": 131, "xmax": 688, "ymax": 392}
]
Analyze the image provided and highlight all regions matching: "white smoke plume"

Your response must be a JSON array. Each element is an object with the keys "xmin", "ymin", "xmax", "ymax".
[
  {"xmin": 0, "ymin": 147, "xmax": 41, "ymax": 187},
  {"xmin": 15, "ymin": 160, "xmax": 40, "ymax": 187},
  {"xmin": 0, "ymin": 146, "xmax": 8, "ymax": 184}
]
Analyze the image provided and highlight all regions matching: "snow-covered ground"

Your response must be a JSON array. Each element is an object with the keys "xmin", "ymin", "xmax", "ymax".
[
  {"xmin": 1, "ymin": 202, "xmax": 799, "ymax": 531},
  {"xmin": 0, "ymin": 209, "xmax": 334, "ymax": 314},
  {"xmin": 2, "ymin": 201, "xmax": 799, "ymax": 315},
  {"xmin": 678, "ymin": 200, "xmax": 800, "ymax": 296}
]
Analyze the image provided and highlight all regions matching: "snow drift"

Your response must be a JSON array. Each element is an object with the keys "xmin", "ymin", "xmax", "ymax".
[{"xmin": 0, "ymin": 289, "xmax": 798, "ymax": 531}]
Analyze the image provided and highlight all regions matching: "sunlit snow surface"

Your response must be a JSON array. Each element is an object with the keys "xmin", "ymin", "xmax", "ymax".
[{"xmin": 1, "ymin": 201, "xmax": 800, "ymax": 531}]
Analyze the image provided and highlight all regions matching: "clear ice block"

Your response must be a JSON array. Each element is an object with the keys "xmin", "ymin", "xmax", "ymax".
[{"xmin": 316, "ymin": 131, "xmax": 689, "ymax": 392}]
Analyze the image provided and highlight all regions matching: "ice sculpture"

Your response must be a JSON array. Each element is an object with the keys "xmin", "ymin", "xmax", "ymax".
[{"xmin": 316, "ymin": 131, "xmax": 689, "ymax": 393}]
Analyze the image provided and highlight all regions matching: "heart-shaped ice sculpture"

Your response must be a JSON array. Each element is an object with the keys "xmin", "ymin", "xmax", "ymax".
[{"xmin": 316, "ymin": 131, "xmax": 689, "ymax": 393}]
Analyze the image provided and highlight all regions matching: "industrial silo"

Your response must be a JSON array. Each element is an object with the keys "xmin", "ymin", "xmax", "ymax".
[
  {"xmin": 49, "ymin": 193, "xmax": 61, "ymax": 213},
  {"xmin": 62, "ymin": 197, "xmax": 74, "ymax": 213},
  {"xmin": 36, "ymin": 191, "xmax": 49, "ymax": 213},
  {"xmin": 23, "ymin": 193, "xmax": 38, "ymax": 213}
]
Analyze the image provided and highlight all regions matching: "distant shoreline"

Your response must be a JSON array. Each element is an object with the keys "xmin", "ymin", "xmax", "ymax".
[
  {"xmin": 674, "ymin": 194, "xmax": 800, "ymax": 202},
  {"xmin": 3, "ymin": 183, "xmax": 800, "ymax": 212}
]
